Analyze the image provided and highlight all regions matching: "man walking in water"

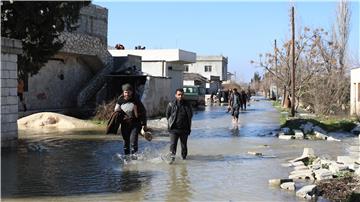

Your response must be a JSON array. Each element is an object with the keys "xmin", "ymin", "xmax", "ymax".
[
  {"xmin": 114, "ymin": 83, "xmax": 147, "ymax": 162},
  {"xmin": 166, "ymin": 88, "xmax": 193, "ymax": 164},
  {"xmin": 229, "ymin": 88, "xmax": 241, "ymax": 126}
]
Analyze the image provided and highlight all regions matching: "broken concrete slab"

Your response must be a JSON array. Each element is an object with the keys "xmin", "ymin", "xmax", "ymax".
[
  {"xmin": 268, "ymin": 178, "xmax": 293, "ymax": 186},
  {"xmin": 280, "ymin": 182, "xmax": 295, "ymax": 191},
  {"xmin": 314, "ymin": 169, "xmax": 333, "ymax": 180},
  {"xmin": 289, "ymin": 148, "xmax": 316, "ymax": 163},
  {"xmin": 296, "ymin": 185, "xmax": 317, "ymax": 198},
  {"xmin": 294, "ymin": 130, "xmax": 304, "ymax": 139}
]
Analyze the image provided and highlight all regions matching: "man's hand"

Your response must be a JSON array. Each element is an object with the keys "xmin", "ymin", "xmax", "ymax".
[{"xmin": 142, "ymin": 125, "xmax": 148, "ymax": 132}]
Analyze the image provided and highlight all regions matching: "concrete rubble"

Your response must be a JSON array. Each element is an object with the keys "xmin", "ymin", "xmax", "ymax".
[
  {"xmin": 270, "ymin": 146, "xmax": 360, "ymax": 200},
  {"xmin": 278, "ymin": 122, "xmax": 341, "ymax": 142}
]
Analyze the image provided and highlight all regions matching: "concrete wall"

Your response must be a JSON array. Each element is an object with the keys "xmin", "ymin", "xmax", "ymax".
[
  {"xmin": 141, "ymin": 76, "xmax": 171, "ymax": 117},
  {"xmin": 187, "ymin": 56, "xmax": 228, "ymax": 81},
  {"xmin": 1, "ymin": 38, "xmax": 22, "ymax": 148},
  {"xmin": 167, "ymin": 62, "xmax": 185, "ymax": 96},
  {"xmin": 142, "ymin": 61, "xmax": 167, "ymax": 77},
  {"xmin": 142, "ymin": 61, "xmax": 184, "ymax": 98},
  {"xmin": 351, "ymin": 68, "xmax": 360, "ymax": 116},
  {"xmin": 24, "ymin": 53, "xmax": 94, "ymax": 111}
]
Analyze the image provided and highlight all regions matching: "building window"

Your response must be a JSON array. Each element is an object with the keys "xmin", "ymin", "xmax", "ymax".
[
  {"xmin": 184, "ymin": 65, "xmax": 189, "ymax": 72},
  {"xmin": 204, "ymin": 65, "xmax": 212, "ymax": 72}
]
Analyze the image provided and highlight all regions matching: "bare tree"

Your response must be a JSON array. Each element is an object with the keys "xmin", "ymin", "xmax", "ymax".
[{"xmin": 336, "ymin": 0, "xmax": 351, "ymax": 74}]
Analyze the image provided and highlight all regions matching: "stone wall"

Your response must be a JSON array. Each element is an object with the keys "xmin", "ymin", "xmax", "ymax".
[
  {"xmin": 24, "ymin": 53, "xmax": 94, "ymax": 111},
  {"xmin": 25, "ymin": 3, "xmax": 114, "ymax": 109},
  {"xmin": 1, "ymin": 37, "xmax": 22, "ymax": 148},
  {"xmin": 76, "ymin": 3, "xmax": 108, "ymax": 45}
]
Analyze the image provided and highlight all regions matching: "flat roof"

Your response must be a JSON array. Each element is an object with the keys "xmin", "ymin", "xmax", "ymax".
[{"xmin": 109, "ymin": 49, "xmax": 196, "ymax": 64}]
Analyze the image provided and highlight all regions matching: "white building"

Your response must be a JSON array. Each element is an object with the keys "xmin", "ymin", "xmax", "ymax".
[
  {"xmin": 185, "ymin": 55, "xmax": 228, "ymax": 93},
  {"xmin": 109, "ymin": 49, "xmax": 196, "ymax": 97},
  {"xmin": 351, "ymin": 68, "xmax": 360, "ymax": 116}
]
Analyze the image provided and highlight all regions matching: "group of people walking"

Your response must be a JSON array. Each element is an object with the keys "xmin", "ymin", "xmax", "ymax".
[
  {"xmin": 107, "ymin": 84, "xmax": 250, "ymax": 164},
  {"xmin": 107, "ymin": 83, "xmax": 192, "ymax": 164},
  {"xmin": 228, "ymin": 88, "xmax": 249, "ymax": 126}
]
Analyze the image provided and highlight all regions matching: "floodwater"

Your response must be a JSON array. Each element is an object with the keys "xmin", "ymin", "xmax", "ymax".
[{"xmin": 2, "ymin": 97, "xmax": 358, "ymax": 201}]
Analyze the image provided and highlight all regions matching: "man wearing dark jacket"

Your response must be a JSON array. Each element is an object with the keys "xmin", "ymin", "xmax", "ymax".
[
  {"xmin": 229, "ymin": 88, "xmax": 241, "ymax": 125},
  {"xmin": 114, "ymin": 83, "xmax": 147, "ymax": 160},
  {"xmin": 166, "ymin": 88, "xmax": 193, "ymax": 164}
]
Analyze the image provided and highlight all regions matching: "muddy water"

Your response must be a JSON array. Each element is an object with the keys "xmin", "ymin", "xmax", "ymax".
[{"xmin": 2, "ymin": 97, "xmax": 358, "ymax": 201}]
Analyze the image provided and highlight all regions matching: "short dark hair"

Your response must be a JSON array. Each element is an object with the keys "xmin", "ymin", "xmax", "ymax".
[
  {"xmin": 233, "ymin": 88, "xmax": 237, "ymax": 92},
  {"xmin": 175, "ymin": 88, "xmax": 184, "ymax": 93}
]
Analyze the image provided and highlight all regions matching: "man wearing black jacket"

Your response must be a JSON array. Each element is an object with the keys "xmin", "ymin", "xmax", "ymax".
[{"xmin": 166, "ymin": 88, "xmax": 193, "ymax": 164}]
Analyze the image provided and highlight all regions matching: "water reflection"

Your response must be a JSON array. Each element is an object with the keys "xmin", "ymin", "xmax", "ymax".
[
  {"xmin": 2, "ymin": 98, "xmax": 357, "ymax": 201},
  {"xmin": 165, "ymin": 164, "xmax": 192, "ymax": 202}
]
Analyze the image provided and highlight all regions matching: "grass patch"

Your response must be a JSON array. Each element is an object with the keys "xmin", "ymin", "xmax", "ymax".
[
  {"xmin": 89, "ymin": 119, "xmax": 107, "ymax": 126},
  {"xmin": 281, "ymin": 117, "xmax": 357, "ymax": 132}
]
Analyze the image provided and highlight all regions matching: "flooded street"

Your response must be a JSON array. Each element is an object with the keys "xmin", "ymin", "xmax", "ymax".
[{"xmin": 2, "ymin": 98, "xmax": 358, "ymax": 201}]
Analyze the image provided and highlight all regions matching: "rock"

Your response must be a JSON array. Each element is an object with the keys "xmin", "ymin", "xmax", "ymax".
[
  {"xmin": 247, "ymin": 151, "xmax": 262, "ymax": 156},
  {"xmin": 289, "ymin": 148, "xmax": 316, "ymax": 163},
  {"xmin": 314, "ymin": 131, "xmax": 328, "ymax": 140},
  {"xmin": 337, "ymin": 156, "xmax": 357, "ymax": 165},
  {"xmin": 309, "ymin": 164, "xmax": 321, "ymax": 170},
  {"xmin": 280, "ymin": 182, "xmax": 295, "ymax": 191},
  {"xmin": 328, "ymin": 163, "xmax": 348, "ymax": 173},
  {"xmin": 296, "ymin": 185, "xmax": 317, "ymax": 198},
  {"xmin": 279, "ymin": 134, "xmax": 294, "ymax": 140},
  {"xmin": 348, "ymin": 163, "xmax": 359, "ymax": 171},
  {"xmin": 294, "ymin": 130, "xmax": 304, "ymax": 139},
  {"xmin": 300, "ymin": 122, "xmax": 314, "ymax": 134},
  {"xmin": 314, "ymin": 169, "xmax": 333, "ymax": 180},
  {"xmin": 351, "ymin": 124, "xmax": 360, "ymax": 134},
  {"xmin": 268, "ymin": 178, "xmax": 293, "ymax": 186},
  {"xmin": 289, "ymin": 170, "xmax": 314, "ymax": 180},
  {"xmin": 291, "ymin": 161, "xmax": 305, "ymax": 167},
  {"xmin": 313, "ymin": 126, "xmax": 327, "ymax": 134},
  {"xmin": 281, "ymin": 127, "xmax": 291, "ymax": 135},
  {"xmin": 294, "ymin": 165, "xmax": 309, "ymax": 171},
  {"xmin": 355, "ymin": 168, "xmax": 360, "ymax": 176},
  {"xmin": 327, "ymin": 136, "xmax": 341, "ymax": 142},
  {"xmin": 290, "ymin": 169, "xmax": 311, "ymax": 175},
  {"xmin": 281, "ymin": 163, "xmax": 293, "ymax": 167}
]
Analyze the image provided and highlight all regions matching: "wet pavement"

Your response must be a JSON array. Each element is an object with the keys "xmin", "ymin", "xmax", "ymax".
[{"xmin": 2, "ymin": 97, "xmax": 358, "ymax": 201}]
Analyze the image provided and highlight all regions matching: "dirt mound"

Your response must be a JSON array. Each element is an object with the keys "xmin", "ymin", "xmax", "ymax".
[{"xmin": 18, "ymin": 112, "xmax": 98, "ymax": 130}]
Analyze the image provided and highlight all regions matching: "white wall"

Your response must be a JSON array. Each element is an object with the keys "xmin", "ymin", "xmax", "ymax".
[
  {"xmin": 351, "ymin": 68, "xmax": 360, "ymax": 116},
  {"xmin": 167, "ymin": 63, "xmax": 184, "ymax": 95},
  {"xmin": 186, "ymin": 56, "xmax": 228, "ymax": 81},
  {"xmin": 184, "ymin": 80, "xmax": 195, "ymax": 86},
  {"xmin": 141, "ymin": 76, "xmax": 171, "ymax": 117},
  {"xmin": 142, "ymin": 61, "xmax": 166, "ymax": 77}
]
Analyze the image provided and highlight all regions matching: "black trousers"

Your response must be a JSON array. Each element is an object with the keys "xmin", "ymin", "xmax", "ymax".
[
  {"xmin": 169, "ymin": 131, "xmax": 188, "ymax": 158},
  {"xmin": 121, "ymin": 121, "xmax": 140, "ymax": 155}
]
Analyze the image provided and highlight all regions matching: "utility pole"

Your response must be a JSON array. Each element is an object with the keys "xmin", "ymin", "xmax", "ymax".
[
  {"xmin": 274, "ymin": 39, "xmax": 278, "ymax": 100},
  {"xmin": 291, "ymin": 6, "xmax": 296, "ymax": 117}
]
